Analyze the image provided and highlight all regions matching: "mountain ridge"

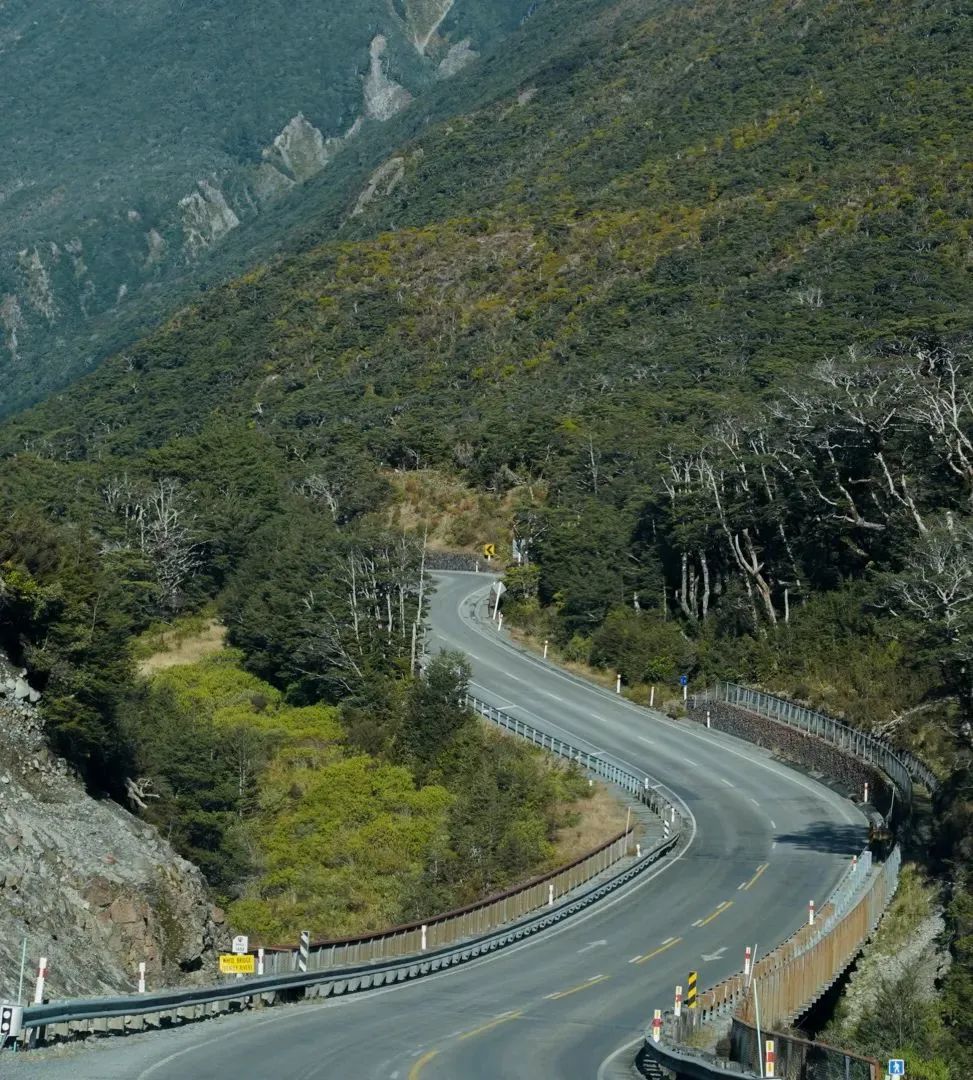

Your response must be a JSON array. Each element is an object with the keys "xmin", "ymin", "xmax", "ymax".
[{"xmin": 0, "ymin": 0, "xmax": 544, "ymax": 415}]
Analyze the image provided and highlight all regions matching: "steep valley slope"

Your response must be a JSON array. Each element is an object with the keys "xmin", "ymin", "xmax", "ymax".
[{"xmin": 0, "ymin": 0, "xmax": 538, "ymax": 416}]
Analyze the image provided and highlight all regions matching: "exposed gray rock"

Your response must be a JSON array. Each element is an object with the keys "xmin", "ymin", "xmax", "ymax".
[
  {"xmin": 364, "ymin": 35, "xmax": 413, "ymax": 121},
  {"xmin": 0, "ymin": 650, "xmax": 226, "ymax": 1001},
  {"xmin": 178, "ymin": 178, "xmax": 241, "ymax": 257},
  {"xmin": 406, "ymin": 0, "xmax": 455, "ymax": 56},
  {"xmin": 352, "ymin": 156, "xmax": 406, "ymax": 217},
  {"xmin": 437, "ymin": 38, "xmax": 478, "ymax": 79}
]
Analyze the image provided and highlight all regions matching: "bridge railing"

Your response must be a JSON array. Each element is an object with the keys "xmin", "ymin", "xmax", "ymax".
[{"xmin": 696, "ymin": 681, "xmax": 939, "ymax": 798}]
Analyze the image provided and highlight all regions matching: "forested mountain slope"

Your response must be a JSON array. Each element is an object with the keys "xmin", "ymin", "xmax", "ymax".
[
  {"xmin": 1, "ymin": 0, "xmax": 973, "ymax": 1064},
  {"xmin": 0, "ymin": 0, "xmax": 538, "ymax": 415}
]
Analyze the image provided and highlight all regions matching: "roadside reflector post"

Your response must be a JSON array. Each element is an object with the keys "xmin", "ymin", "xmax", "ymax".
[
  {"xmin": 765, "ymin": 1039, "xmax": 776, "ymax": 1078},
  {"xmin": 137, "ymin": 961, "xmax": 146, "ymax": 994},
  {"xmin": 852, "ymin": 854, "xmax": 858, "ymax": 872},
  {"xmin": 686, "ymin": 971, "xmax": 698, "ymax": 1008},
  {"xmin": 497, "ymin": 613, "xmax": 503, "ymax": 632},
  {"xmin": 650, "ymin": 685, "xmax": 655, "ymax": 707},
  {"xmin": 651, "ymin": 1009, "xmax": 663, "ymax": 1042},
  {"xmin": 33, "ymin": 956, "xmax": 47, "ymax": 1005},
  {"xmin": 616, "ymin": 673, "xmax": 622, "ymax": 694},
  {"xmin": 257, "ymin": 947, "xmax": 265, "ymax": 976},
  {"xmin": 744, "ymin": 946, "xmax": 752, "ymax": 977},
  {"xmin": 298, "ymin": 930, "xmax": 310, "ymax": 973},
  {"xmin": 548, "ymin": 883, "xmax": 554, "ymax": 907},
  {"xmin": 706, "ymin": 710, "xmax": 711, "ymax": 729},
  {"xmin": 808, "ymin": 900, "xmax": 815, "ymax": 926},
  {"xmin": 636, "ymin": 843, "xmax": 642, "ymax": 858},
  {"xmin": 674, "ymin": 985, "xmax": 683, "ymax": 1017},
  {"xmin": 543, "ymin": 640, "xmax": 549, "ymax": 659},
  {"xmin": 864, "ymin": 782, "xmax": 870, "ymax": 803}
]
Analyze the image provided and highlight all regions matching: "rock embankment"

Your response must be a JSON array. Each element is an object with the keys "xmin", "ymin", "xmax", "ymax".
[{"xmin": 0, "ymin": 652, "xmax": 226, "ymax": 1002}]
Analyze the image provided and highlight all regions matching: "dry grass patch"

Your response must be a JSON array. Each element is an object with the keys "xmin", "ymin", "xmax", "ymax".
[
  {"xmin": 506, "ymin": 626, "xmax": 618, "ymax": 691},
  {"xmin": 385, "ymin": 468, "xmax": 540, "ymax": 552},
  {"xmin": 137, "ymin": 618, "xmax": 227, "ymax": 675},
  {"xmin": 549, "ymin": 782, "xmax": 634, "ymax": 865}
]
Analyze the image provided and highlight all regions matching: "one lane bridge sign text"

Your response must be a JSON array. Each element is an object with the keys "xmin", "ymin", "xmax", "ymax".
[{"xmin": 219, "ymin": 954, "xmax": 256, "ymax": 975}]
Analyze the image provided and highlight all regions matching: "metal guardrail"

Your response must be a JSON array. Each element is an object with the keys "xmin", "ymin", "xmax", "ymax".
[
  {"xmin": 637, "ymin": 677, "xmax": 924, "ymax": 1080},
  {"xmin": 19, "ymin": 698, "xmax": 683, "ymax": 1044},
  {"xmin": 698, "ymin": 682, "xmax": 939, "ymax": 797},
  {"xmin": 252, "ymin": 692, "xmax": 674, "ymax": 974},
  {"xmin": 670, "ymin": 846, "xmax": 899, "ymax": 1036}
]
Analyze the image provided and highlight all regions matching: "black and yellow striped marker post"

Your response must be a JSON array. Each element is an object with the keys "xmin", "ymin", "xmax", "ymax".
[{"xmin": 686, "ymin": 971, "xmax": 698, "ymax": 1009}]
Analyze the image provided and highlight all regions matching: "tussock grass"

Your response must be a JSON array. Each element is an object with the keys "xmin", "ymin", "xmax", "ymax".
[
  {"xmin": 549, "ymin": 783, "xmax": 632, "ymax": 865},
  {"xmin": 871, "ymin": 864, "xmax": 936, "ymax": 955},
  {"xmin": 136, "ymin": 616, "xmax": 227, "ymax": 675},
  {"xmin": 385, "ymin": 468, "xmax": 530, "ymax": 551}
]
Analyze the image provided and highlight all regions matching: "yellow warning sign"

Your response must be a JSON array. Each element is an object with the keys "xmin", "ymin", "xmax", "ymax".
[
  {"xmin": 482, "ymin": 543, "xmax": 496, "ymax": 559},
  {"xmin": 219, "ymin": 953, "xmax": 256, "ymax": 974}
]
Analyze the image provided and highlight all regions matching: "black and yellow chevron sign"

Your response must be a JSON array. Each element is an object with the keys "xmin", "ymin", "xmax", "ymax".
[
  {"xmin": 482, "ymin": 543, "xmax": 496, "ymax": 559},
  {"xmin": 686, "ymin": 970, "xmax": 698, "ymax": 1008}
]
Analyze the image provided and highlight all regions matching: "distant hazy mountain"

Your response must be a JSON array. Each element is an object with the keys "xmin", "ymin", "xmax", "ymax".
[{"xmin": 0, "ymin": 0, "xmax": 534, "ymax": 414}]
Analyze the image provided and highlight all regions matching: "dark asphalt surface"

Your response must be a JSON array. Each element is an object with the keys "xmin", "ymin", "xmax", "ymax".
[{"xmin": 7, "ymin": 572, "xmax": 864, "ymax": 1079}]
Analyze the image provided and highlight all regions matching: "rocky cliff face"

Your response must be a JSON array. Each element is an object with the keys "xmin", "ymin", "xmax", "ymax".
[
  {"xmin": 0, "ymin": 0, "xmax": 537, "ymax": 417},
  {"xmin": 0, "ymin": 652, "xmax": 226, "ymax": 1001}
]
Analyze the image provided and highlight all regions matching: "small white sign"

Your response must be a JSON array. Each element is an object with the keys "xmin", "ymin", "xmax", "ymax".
[{"xmin": 231, "ymin": 935, "xmax": 249, "ymax": 955}]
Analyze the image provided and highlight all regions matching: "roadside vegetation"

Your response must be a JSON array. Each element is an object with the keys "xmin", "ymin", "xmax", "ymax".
[{"xmin": 0, "ymin": 0, "xmax": 970, "ymax": 1065}]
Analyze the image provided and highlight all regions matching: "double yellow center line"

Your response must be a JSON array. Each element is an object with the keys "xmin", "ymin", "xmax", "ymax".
[
  {"xmin": 545, "ymin": 973, "xmax": 610, "ymax": 1000},
  {"xmin": 740, "ymin": 863, "xmax": 769, "ymax": 891},
  {"xmin": 629, "ymin": 936, "xmax": 682, "ymax": 965},
  {"xmin": 408, "ymin": 1011, "xmax": 522, "ymax": 1079},
  {"xmin": 692, "ymin": 900, "xmax": 733, "ymax": 927}
]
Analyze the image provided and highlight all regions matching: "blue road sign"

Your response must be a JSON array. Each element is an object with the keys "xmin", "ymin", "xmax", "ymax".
[
  {"xmin": 888, "ymin": 1061, "xmax": 905, "ymax": 1076},
  {"xmin": 679, "ymin": 675, "xmax": 689, "ymax": 687}
]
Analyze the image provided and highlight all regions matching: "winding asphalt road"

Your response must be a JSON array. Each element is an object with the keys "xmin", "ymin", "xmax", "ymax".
[{"xmin": 9, "ymin": 572, "xmax": 865, "ymax": 1079}]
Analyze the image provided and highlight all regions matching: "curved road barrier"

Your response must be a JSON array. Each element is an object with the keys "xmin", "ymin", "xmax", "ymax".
[
  {"xmin": 696, "ymin": 682, "xmax": 939, "ymax": 798},
  {"xmin": 637, "ymin": 676, "xmax": 928, "ymax": 1079},
  {"xmin": 5, "ymin": 574, "xmax": 870, "ymax": 1078},
  {"xmin": 17, "ymin": 700, "xmax": 681, "ymax": 1048}
]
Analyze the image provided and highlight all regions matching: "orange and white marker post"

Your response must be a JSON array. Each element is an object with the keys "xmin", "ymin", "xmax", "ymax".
[
  {"xmin": 137, "ymin": 961, "xmax": 146, "ymax": 994},
  {"xmin": 744, "ymin": 946, "xmax": 752, "ymax": 977},
  {"xmin": 809, "ymin": 899, "xmax": 815, "ymax": 926},
  {"xmin": 651, "ymin": 1010, "xmax": 663, "ymax": 1042},
  {"xmin": 674, "ymin": 985, "xmax": 683, "ymax": 1017},
  {"xmin": 765, "ymin": 1039, "xmax": 776, "ymax": 1078}
]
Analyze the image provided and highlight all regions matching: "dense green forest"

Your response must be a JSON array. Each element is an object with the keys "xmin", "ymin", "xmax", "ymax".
[
  {"xmin": 0, "ymin": 0, "xmax": 541, "ymax": 414},
  {"xmin": 0, "ymin": 0, "xmax": 971, "ymax": 1069}
]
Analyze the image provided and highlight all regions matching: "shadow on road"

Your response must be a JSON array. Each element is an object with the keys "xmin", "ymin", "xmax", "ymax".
[{"xmin": 773, "ymin": 821, "xmax": 865, "ymax": 854}]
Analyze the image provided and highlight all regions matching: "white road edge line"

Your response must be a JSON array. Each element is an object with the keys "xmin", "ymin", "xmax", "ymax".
[
  {"xmin": 451, "ymin": 577, "xmax": 864, "ymax": 828},
  {"xmin": 597, "ymin": 1034, "xmax": 646, "ymax": 1080},
  {"xmin": 137, "ymin": 804, "xmax": 699, "ymax": 1080}
]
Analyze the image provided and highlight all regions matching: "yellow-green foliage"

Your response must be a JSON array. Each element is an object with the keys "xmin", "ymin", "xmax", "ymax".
[
  {"xmin": 237, "ymin": 756, "xmax": 450, "ymax": 941},
  {"xmin": 149, "ymin": 652, "xmax": 451, "ymax": 942}
]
